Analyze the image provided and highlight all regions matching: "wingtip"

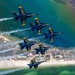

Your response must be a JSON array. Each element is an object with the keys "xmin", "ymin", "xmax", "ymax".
[
  {"xmin": 12, "ymin": 11, "xmax": 14, "ymax": 14},
  {"xmin": 48, "ymin": 28, "xmax": 52, "ymax": 30},
  {"xmin": 18, "ymin": 6, "xmax": 23, "ymax": 8},
  {"xmin": 38, "ymin": 33, "xmax": 41, "ymax": 35},
  {"xmin": 22, "ymin": 24, "xmax": 26, "ymax": 26},
  {"xmin": 23, "ymin": 37, "xmax": 27, "ymax": 40},
  {"xmin": 50, "ymin": 40, "xmax": 53, "ymax": 42},
  {"xmin": 35, "ymin": 18, "xmax": 38, "ymax": 20},
  {"xmin": 28, "ymin": 50, "xmax": 31, "ymax": 52}
]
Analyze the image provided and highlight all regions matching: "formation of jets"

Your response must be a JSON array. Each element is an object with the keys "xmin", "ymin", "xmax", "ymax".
[
  {"xmin": 18, "ymin": 38, "xmax": 49, "ymax": 55},
  {"xmin": 12, "ymin": 6, "xmax": 38, "ymax": 26},
  {"xmin": 12, "ymin": 6, "xmax": 63, "ymax": 69},
  {"xmin": 18, "ymin": 38, "xmax": 36, "ymax": 51},
  {"xmin": 30, "ymin": 18, "xmax": 50, "ymax": 34},
  {"xmin": 35, "ymin": 43, "xmax": 50, "ymax": 55},
  {"xmin": 0, "ymin": 5, "xmax": 62, "ymax": 69},
  {"xmin": 44, "ymin": 28, "xmax": 62, "ymax": 42}
]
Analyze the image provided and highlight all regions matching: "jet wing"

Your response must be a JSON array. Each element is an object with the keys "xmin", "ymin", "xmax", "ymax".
[
  {"xmin": 20, "ymin": 18, "xmax": 26, "ymax": 26},
  {"xmin": 37, "ymin": 29, "xmax": 41, "ymax": 34},
  {"xmin": 35, "ymin": 48, "xmax": 39, "ymax": 54},
  {"xmin": 50, "ymin": 37, "xmax": 53, "ymax": 42},
  {"xmin": 45, "ymin": 35, "xmax": 48, "ymax": 39},
  {"xmin": 48, "ymin": 28, "xmax": 53, "ymax": 34},
  {"xmin": 35, "ymin": 18, "xmax": 40, "ymax": 25},
  {"xmin": 18, "ymin": 6, "xmax": 26, "ymax": 15},
  {"xmin": 26, "ymin": 46, "xmax": 31, "ymax": 52},
  {"xmin": 34, "ymin": 65, "xmax": 38, "ymax": 69},
  {"xmin": 41, "ymin": 51, "xmax": 45, "ymax": 55}
]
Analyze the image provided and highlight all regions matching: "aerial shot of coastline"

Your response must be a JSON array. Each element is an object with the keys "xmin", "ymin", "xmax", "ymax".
[{"xmin": 0, "ymin": 0, "xmax": 75, "ymax": 75}]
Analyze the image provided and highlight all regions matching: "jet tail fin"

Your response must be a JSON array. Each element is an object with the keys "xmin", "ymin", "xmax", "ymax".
[{"xmin": 12, "ymin": 12, "xmax": 19, "ymax": 22}]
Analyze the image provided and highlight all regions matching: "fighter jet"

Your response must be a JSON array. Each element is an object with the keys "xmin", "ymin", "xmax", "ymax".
[
  {"xmin": 44, "ymin": 28, "xmax": 62, "ymax": 42},
  {"xmin": 18, "ymin": 37, "xmax": 36, "ymax": 52},
  {"xmin": 30, "ymin": 18, "xmax": 50, "ymax": 34},
  {"xmin": 12, "ymin": 6, "xmax": 38, "ymax": 26},
  {"xmin": 27, "ymin": 58, "xmax": 45, "ymax": 69},
  {"xmin": 35, "ymin": 43, "xmax": 50, "ymax": 55}
]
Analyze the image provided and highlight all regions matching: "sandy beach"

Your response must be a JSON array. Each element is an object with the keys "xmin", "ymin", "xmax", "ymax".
[
  {"xmin": 0, "ymin": 60, "xmax": 29, "ymax": 69},
  {"xmin": 0, "ymin": 60, "xmax": 75, "ymax": 69}
]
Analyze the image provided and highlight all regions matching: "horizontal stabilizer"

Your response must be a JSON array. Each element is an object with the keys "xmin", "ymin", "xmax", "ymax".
[
  {"xmin": 12, "ymin": 12, "xmax": 19, "ymax": 22},
  {"xmin": 27, "ymin": 64, "xmax": 32, "ymax": 69},
  {"xmin": 19, "ymin": 43, "xmax": 24, "ymax": 50}
]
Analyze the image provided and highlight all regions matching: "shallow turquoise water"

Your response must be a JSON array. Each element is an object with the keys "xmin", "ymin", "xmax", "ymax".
[{"xmin": 0, "ymin": 0, "xmax": 75, "ymax": 48}]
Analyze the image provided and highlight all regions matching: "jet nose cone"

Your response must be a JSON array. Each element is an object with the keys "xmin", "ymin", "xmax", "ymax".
[
  {"xmin": 32, "ymin": 14, "xmax": 38, "ymax": 16},
  {"xmin": 12, "ymin": 12, "xmax": 14, "ymax": 14},
  {"xmin": 59, "ymin": 32, "xmax": 63, "ymax": 34}
]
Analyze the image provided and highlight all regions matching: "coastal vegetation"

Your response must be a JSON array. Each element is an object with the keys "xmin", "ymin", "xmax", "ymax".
[{"xmin": 6, "ymin": 65, "xmax": 75, "ymax": 75}]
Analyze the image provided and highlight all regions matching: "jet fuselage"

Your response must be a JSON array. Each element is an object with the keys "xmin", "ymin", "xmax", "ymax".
[
  {"xmin": 15, "ymin": 13, "xmax": 33, "ymax": 19},
  {"xmin": 45, "ymin": 32, "xmax": 60, "ymax": 38}
]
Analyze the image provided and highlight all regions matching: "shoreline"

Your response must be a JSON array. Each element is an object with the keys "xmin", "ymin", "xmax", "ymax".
[{"xmin": 0, "ymin": 60, "xmax": 75, "ymax": 69}]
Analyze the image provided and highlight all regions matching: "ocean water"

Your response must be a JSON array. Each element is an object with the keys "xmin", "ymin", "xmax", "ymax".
[{"xmin": 0, "ymin": 0, "xmax": 75, "ymax": 48}]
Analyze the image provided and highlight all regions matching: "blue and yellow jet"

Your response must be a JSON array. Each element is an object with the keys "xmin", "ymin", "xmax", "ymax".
[
  {"xmin": 35, "ymin": 43, "xmax": 50, "ymax": 55},
  {"xmin": 27, "ymin": 59, "xmax": 45, "ymax": 69},
  {"xmin": 30, "ymin": 18, "xmax": 50, "ymax": 34},
  {"xmin": 44, "ymin": 28, "xmax": 62, "ymax": 42},
  {"xmin": 12, "ymin": 6, "xmax": 38, "ymax": 26},
  {"xmin": 19, "ymin": 38, "xmax": 36, "ymax": 52}
]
